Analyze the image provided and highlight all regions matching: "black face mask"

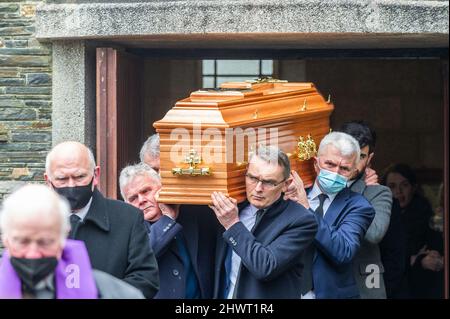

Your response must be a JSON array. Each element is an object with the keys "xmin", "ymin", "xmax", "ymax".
[
  {"xmin": 52, "ymin": 177, "xmax": 94, "ymax": 210},
  {"xmin": 10, "ymin": 257, "xmax": 58, "ymax": 292}
]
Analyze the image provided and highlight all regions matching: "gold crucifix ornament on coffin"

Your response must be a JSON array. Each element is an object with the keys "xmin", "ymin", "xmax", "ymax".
[{"xmin": 153, "ymin": 79, "xmax": 334, "ymax": 205}]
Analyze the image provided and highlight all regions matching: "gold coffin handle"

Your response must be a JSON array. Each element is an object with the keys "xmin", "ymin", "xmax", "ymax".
[
  {"xmin": 172, "ymin": 149, "xmax": 212, "ymax": 177},
  {"xmin": 297, "ymin": 135, "xmax": 317, "ymax": 161}
]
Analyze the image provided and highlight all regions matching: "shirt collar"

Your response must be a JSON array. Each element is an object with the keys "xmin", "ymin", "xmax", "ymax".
[
  {"xmin": 308, "ymin": 181, "xmax": 338, "ymax": 203},
  {"xmin": 72, "ymin": 197, "xmax": 93, "ymax": 222}
]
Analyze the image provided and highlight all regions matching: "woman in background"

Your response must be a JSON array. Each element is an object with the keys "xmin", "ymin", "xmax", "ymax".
[{"xmin": 382, "ymin": 164, "xmax": 444, "ymax": 299}]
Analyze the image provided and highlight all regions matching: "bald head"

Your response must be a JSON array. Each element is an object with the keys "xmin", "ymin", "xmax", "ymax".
[
  {"xmin": 44, "ymin": 141, "xmax": 99, "ymax": 193},
  {"xmin": 0, "ymin": 184, "xmax": 70, "ymax": 258},
  {"xmin": 45, "ymin": 142, "xmax": 96, "ymax": 179}
]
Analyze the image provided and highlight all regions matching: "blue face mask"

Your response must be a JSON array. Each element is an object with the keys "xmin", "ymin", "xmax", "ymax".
[{"xmin": 317, "ymin": 168, "xmax": 348, "ymax": 194}]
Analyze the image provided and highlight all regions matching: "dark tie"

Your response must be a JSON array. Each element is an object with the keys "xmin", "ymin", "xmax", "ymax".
[
  {"xmin": 251, "ymin": 209, "xmax": 265, "ymax": 233},
  {"xmin": 315, "ymin": 193, "xmax": 328, "ymax": 218},
  {"xmin": 175, "ymin": 234, "xmax": 200, "ymax": 299},
  {"xmin": 69, "ymin": 214, "xmax": 81, "ymax": 239},
  {"xmin": 300, "ymin": 193, "xmax": 328, "ymax": 295}
]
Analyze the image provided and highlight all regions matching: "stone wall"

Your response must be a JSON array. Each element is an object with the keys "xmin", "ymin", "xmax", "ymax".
[{"xmin": 0, "ymin": 0, "xmax": 52, "ymax": 201}]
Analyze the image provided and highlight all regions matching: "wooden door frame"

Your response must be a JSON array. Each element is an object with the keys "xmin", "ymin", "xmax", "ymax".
[{"xmin": 96, "ymin": 47, "xmax": 118, "ymax": 199}]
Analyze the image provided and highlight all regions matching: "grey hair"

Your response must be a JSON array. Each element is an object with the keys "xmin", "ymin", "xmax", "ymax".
[
  {"xmin": 317, "ymin": 132, "xmax": 361, "ymax": 165},
  {"xmin": 140, "ymin": 133, "xmax": 160, "ymax": 162},
  {"xmin": 249, "ymin": 145, "xmax": 291, "ymax": 180},
  {"xmin": 0, "ymin": 184, "xmax": 71, "ymax": 244},
  {"xmin": 45, "ymin": 143, "xmax": 96, "ymax": 178},
  {"xmin": 119, "ymin": 162, "xmax": 161, "ymax": 200}
]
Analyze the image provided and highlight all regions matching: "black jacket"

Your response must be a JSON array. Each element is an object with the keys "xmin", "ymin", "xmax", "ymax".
[
  {"xmin": 214, "ymin": 197, "xmax": 318, "ymax": 299},
  {"xmin": 71, "ymin": 189, "xmax": 159, "ymax": 298},
  {"xmin": 147, "ymin": 205, "xmax": 218, "ymax": 299}
]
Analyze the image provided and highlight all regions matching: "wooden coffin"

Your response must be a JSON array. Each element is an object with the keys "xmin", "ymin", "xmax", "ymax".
[{"xmin": 153, "ymin": 80, "xmax": 334, "ymax": 205}]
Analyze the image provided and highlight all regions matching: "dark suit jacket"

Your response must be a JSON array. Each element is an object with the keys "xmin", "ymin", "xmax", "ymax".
[
  {"xmin": 213, "ymin": 197, "xmax": 318, "ymax": 299},
  {"xmin": 379, "ymin": 199, "xmax": 409, "ymax": 298},
  {"xmin": 146, "ymin": 205, "xmax": 218, "ymax": 299},
  {"xmin": 71, "ymin": 189, "xmax": 159, "ymax": 299},
  {"xmin": 309, "ymin": 187, "xmax": 375, "ymax": 299}
]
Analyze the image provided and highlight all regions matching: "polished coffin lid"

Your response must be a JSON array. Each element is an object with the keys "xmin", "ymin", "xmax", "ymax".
[{"xmin": 153, "ymin": 80, "xmax": 334, "ymax": 205}]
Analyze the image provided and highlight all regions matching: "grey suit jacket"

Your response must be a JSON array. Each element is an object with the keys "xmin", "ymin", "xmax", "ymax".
[{"xmin": 350, "ymin": 177, "xmax": 392, "ymax": 299}]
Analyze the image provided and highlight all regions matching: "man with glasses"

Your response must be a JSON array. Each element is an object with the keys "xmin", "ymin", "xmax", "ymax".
[
  {"xmin": 211, "ymin": 145, "xmax": 318, "ymax": 299},
  {"xmin": 285, "ymin": 132, "xmax": 375, "ymax": 298}
]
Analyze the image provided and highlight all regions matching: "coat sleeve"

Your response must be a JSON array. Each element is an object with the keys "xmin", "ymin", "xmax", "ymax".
[
  {"xmin": 149, "ymin": 215, "xmax": 183, "ymax": 258},
  {"xmin": 313, "ymin": 197, "xmax": 375, "ymax": 266},
  {"xmin": 364, "ymin": 185, "xmax": 393, "ymax": 244},
  {"xmin": 122, "ymin": 211, "xmax": 160, "ymax": 299},
  {"xmin": 223, "ymin": 211, "xmax": 318, "ymax": 282}
]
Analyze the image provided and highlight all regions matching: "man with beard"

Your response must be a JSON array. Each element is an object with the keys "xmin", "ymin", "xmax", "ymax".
[
  {"xmin": 0, "ymin": 184, "xmax": 144, "ymax": 298},
  {"xmin": 44, "ymin": 141, "xmax": 159, "ymax": 298},
  {"xmin": 339, "ymin": 121, "xmax": 393, "ymax": 298}
]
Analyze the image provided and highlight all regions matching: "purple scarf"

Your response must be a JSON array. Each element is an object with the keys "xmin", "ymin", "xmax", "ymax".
[{"xmin": 0, "ymin": 239, "xmax": 98, "ymax": 299}]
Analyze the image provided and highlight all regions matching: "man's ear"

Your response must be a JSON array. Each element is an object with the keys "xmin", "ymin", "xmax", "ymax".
[
  {"xmin": 44, "ymin": 172, "xmax": 52, "ymax": 187},
  {"xmin": 313, "ymin": 156, "xmax": 320, "ymax": 174},
  {"xmin": 367, "ymin": 152, "xmax": 375, "ymax": 167},
  {"xmin": 282, "ymin": 177, "xmax": 292, "ymax": 192},
  {"xmin": 93, "ymin": 166, "xmax": 101, "ymax": 187}
]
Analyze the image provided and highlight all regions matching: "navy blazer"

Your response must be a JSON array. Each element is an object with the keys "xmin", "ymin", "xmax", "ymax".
[
  {"xmin": 213, "ymin": 197, "xmax": 318, "ymax": 299},
  {"xmin": 309, "ymin": 187, "xmax": 375, "ymax": 299},
  {"xmin": 73, "ymin": 189, "xmax": 159, "ymax": 299},
  {"xmin": 147, "ymin": 205, "xmax": 218, "ymax": 299}
]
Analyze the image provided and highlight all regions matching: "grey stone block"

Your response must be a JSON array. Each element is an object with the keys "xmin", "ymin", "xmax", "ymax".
[
  {"xmin": 0, "ymin": 108, "xmax": 37, "ymax": 120},
  {"xmin": 10, "ymin": 132, "xmax": 51, "ymax": 142},
  {"xmin": 0, "ymin": 26, "xmax": 32, "ymax": 36},
  {"xmin": 0, "ymin": 4, "xmax": 19, "ymax": 13},
  {"xmin": 0, "ymin": 142, "xmax": 51, "ymax": 152},
  {"xmin": 0, "ymin": 99, "xmax": 25, "ymax": 107},
  {"xmin": 0, "ymin": 47, "xmax": 51, "ymax": 55},
  {"xmin": 0, "ymin": 77, "xmax": 25, "ymax": 86},
  {"xmin": 0, "ymin": 54, "xmax": 50, "ymax": 67},
  {"xmin": 25, "ymin": 100, "xmax": 51, "ymax": 108},
  {"xmin": 51, "ymin": 40, "xmax": 96, "ymax": 147},
  {"xmin": 2, "ymin": 39, "xmax": 28, "ymax": 48},
  {"xmin": 5, "ymin": 86, "xmax": 51, "ymax": 95},
  {"xmin": 25, "ymin": 72, "xmax": 51, "ymax": 85},
  {"xmin": 35, "ymin": 1, "xmax": 449, "ymax": 40}
]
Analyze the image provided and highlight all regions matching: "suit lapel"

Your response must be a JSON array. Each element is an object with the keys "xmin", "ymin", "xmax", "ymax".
[
  {"xmin": 324, "ymin": 187, "xmax": 351, "ymax": 225},
  {"xmin": 83, "ymin": 188, "xmax": 110, "ymax": 232}
]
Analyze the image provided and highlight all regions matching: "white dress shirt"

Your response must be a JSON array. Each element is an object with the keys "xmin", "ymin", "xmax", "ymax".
[
  {"xmin": 226, "ymin": 204, "xmax": 260, "ymax": 299},
  {"xmin": 301, "ymin": 182, "xmax": 338, "ymax": 299}
]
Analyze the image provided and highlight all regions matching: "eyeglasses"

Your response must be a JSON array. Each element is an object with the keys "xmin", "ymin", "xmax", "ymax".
[{"xmin": 245, "ymin": 173, "xmax": 286, "ymax": 189}]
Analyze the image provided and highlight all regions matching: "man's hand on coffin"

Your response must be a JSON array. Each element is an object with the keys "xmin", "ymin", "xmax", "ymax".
[
  {"xmin": 364, "ymin": 167, "xmax": 379, "ymax": 185},
  {"xmin": 209, "ymin": 192, "xmax": 239, "ymax": 230},
  {"xmin": 283, "ymin": 171, "xmax": 310, "ymax": 209},
  {"xmin": 155, "ymin": 189, "xmax": 180, "ymax": 220},
  {"xmin": 159, "ymin": 203, "xmax": 180, "ymax": 220}
]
